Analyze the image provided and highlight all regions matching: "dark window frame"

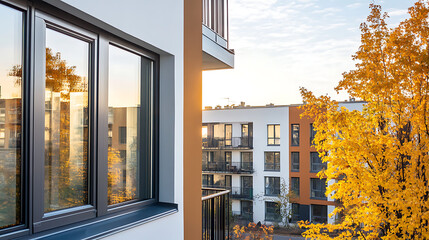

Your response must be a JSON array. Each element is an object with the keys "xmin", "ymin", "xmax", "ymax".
[
  {"xmin": 310, "ymin": 123, "xmax": 316, "ymax": 146},
  {"xmin": 265, "ymin": 202, "xmax": 281, "ymax": 222},
  {"xmin": 267, "ymin": 124, "xmax": 280, "ymax": 146},
  {"xmin": 264, "ymin": 176, "xmax": 280, "ymax": 196},
  {"xmin": 264, "ymin": 151, "xmax": 280, "ymax": 171},
  {"xmin": 291, "ymin": 177, "xmax": 300, "ymax": 197},
  {"xmin": 291, "ymin": 152, "xmax": 299, "ymax": 172},
  {"xmin": 291, "ymin": 124, "xmax": 299, "ymax": 146},
  {"xmin": 0, "ymin": 1, "xmax": 166, "ymax": 238},
  {"xmin": 310, "ymin": 178, "xmax": 327, "ymax": 200},
  {"xmin": 310, "ymin": 152, "xmax": 327, "ymax": 173}
]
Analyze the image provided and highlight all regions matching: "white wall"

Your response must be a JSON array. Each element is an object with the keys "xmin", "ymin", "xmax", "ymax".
[
  {"xmin": 203, "ymin": 106, "xmax": 289, "ymax": 224},
  {"xmin": 57, "ymin": 0, "xmax": 185, "ymax": 239}
]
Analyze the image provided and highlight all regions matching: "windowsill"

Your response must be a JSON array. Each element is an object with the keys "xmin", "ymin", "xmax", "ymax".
[
  {"xmin": 291, "ymin": 170, "xmax": 299, "ymax": 172},
  {"xmin": 290, "ymin": 145, "xmax": 299, "ymax": 147},
  {"xmin": 264, "ymin": 170, "xmax": 280, "ymax": 172},
  {"xmin": 18, "ymin": 202, "xmax": 178, "ymax": 240},
  {"xmin": 267, "ymin": 144, "xmax": 280, "ymax": 146}
]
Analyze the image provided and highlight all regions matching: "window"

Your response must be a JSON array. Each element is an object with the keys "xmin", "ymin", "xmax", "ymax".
[
  {"xmin": 118, "ymin": 126, "xmax": 127, "ymax": 144},
  {"xmin": 0, "ymin": 3, "xmax": 23, "ymax": 230},
  {"xmin": 267, "ymin": 124, "xmax": 280, "ymax": 145},
  {"xmin": 265, "ymin": 202, "xmax": 281, "ymax": 222},
  {"xmin": 291, "ymin": 152, "xmax": 299, "ymax": 172},
  {"xmin": 291, "ymin": 177, "xmax": 300, "ymax": 197},
  {"xmin": 311, "ymin": 152, "xmax": 327, "ymax": 172},
  {"xmin": 265, "ymin": 177, "xmax": 280, "ymax": 196},
  {"xmin": 241, "ymin": 152, "xmax": 253, "ymax": 170},
  {"xmin": 291, "ymin": 203, "xmax": 300, "ymax": 222},
  {"xmin": 241, "ymin": 200, "xmax": 253, "ymax": 221},
  {"xmin": 202, "ymin": 174, "xmax": 214, "ymax": 187},
  {"xmin": 311, "ymin": 205, "xmax": 328, "ymax": 223},
  {"xmin": 241, "ymin": 176, "xmax": 253, "ymax": 199},
  {"xmin": 311, "ymin": 178, "xmax": 327, "ymax": 200},
  {"xmin": 0, "ymin": 4, "xmax": 161, "ymax": 237},
  {"xmin": 264, "ymin": 152, "xmax": 280, "ymax": 171},
  {"xmin": 224, "ymin": 175, "xmax": 232, "ymax": 188},
  {"xmin": 241, "ymin": 123, "xmax": 251, "ymax": 147},
  {"xmin": 291, "ymin": 124, "xmax": 299, "ymax": 146},
  {"xmin": 225, "ymin": 124, "xmax": 232, "ymax": 146},
  {"xmin": 310, "ymin": 123, "xmax": 316, "ymax": 145}
]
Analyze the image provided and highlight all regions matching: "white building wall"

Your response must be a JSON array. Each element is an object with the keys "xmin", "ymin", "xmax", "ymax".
[
  {"xmin": 203, "ymin": 106, "xmax": 289, "ymax": 224},
  {"xmin": 58, "ymin": 1, "xmax": 185, "ymax": 239}
]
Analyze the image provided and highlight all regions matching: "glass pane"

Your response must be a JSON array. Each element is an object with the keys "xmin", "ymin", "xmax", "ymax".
[
  {"xmin": 108, "ymin": 45, "xmax": 152, "ymax": 205},
  {"xmin": 267, "ymin": 125, "xmax": 274, "ymax": 138},
  {"xmin": 0, "ymin": 4, "xmax": 23, "ymax": 228},
  {"xmin": 44, "ymin": 29, "xmax": 89, "ymax": 212},
  {"xmin": 275, "ymin": 124, "xmax": 280, "ymax": 138}
]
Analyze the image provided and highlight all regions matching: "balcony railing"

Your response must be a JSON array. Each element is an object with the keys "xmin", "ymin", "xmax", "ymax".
[
  {"xmin": 202, "ymin": 188, "xmax": 230, "ymax": 240},
  {"xmin": 202, "ymin": 161, "xmax": 254, "ymax": 173},
  {"xmin": 202, "ymin": 137, "xmax": 253, "ymax": 149},
  {"xmin": 202, "ymin": 0, "xmax": 228, "ymax": 41},
  {"xmin": 230, "ymin": 187, "xmax": 253, "ymax": 200}
]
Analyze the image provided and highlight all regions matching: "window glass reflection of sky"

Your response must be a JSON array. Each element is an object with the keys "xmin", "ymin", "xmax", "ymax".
[
  {"xmin": 46, "ymin": 28, "xmax": 89, "ymax": 81},
  {"xmin": 0, "ymin": 5, "xmax": 22, "ymax": 99},
  {"xmin": 108, "ymin": 45, "xmax": 141, "ymax": 108}
]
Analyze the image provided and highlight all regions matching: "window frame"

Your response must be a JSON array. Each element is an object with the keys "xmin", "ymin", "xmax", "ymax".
[
  {"xmin": 0, "ymin": 1, "xmax": 164, "ymax": 238},
  {"xmin": 264, "ymin": 151, "xmax": 280, "ymax": 171},
  {"xmin": 291, "ymin": 177, "xmax": 300, "ymax": 197},
  {"xmin": 291, "ymin": 152, "xmax": 300, "ymax": 172},
  {"xmin": 264, "ymin": 176, "xmax": 280, "ymax": 196},
  {"xmin": 291, "ymin": 124, "xmax": 299, "ymax": 146},
  {"xmin": 310, "ymin": 123, "xmax": 316, "ymax": 146},
  {"xmin": 264, "ymin": 201, "xmax": 281, "ymax": 222},
  {"xmin": 267, "ymin": 124, "xmax": 280, "ymax": 146},
  {"xmin": 310, "ymin": 178, "xmax": 327, "ymax": 200},
  {"xmin": 310, "ymin": 152, "xmax": 327, "ymax": 173}
]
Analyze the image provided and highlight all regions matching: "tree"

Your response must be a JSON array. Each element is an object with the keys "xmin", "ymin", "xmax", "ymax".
[
  {"xmin": 299, "ymin": 1, "xmax": 429, "ymax": 239},
  {"xmin": 255, "ymin": 178, "xmax": 297, "ymax": 227}
]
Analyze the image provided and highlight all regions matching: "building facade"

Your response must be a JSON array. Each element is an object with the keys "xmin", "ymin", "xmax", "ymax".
[
  {"xmin": 202, "ymin": 105, "xmax": 290, "ymax": 224},
  {"xmin": 202, "ymin": 101, "xmax": 364, "ymax": 225},
  {"xmin": 0, "ymin": 0, "xmax": 233, "ymax": 239}
]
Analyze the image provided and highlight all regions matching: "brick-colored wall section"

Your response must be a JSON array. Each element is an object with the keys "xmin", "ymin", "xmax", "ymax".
[
  {"xmin": 184, "ymin": 0, "xmax": 202, "ymax": 239},
  {"xmin": 289, "ymin": 106, "xmax": 334, "ymax": 206}
]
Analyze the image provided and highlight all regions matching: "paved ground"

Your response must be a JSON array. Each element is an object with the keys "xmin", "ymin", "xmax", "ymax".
[{"xmin": 273, "ymin": 235, "xmax": 305, "ymax": 240}]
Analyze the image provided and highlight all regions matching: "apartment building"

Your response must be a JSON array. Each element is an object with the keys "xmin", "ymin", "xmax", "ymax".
[
  {"xmin": 202, "ymin": 101, "xmax": 364, "ymax": 225},
  {"xmin": 202, "ymin": 105, "xmax": 290, "ymax": 224},
  {"xmin": 0, "ymin": 0, "xmax": 233, "ymax": 239}
]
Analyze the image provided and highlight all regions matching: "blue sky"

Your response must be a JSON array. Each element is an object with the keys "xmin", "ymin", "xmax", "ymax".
[{"xmin": 203, "ymin": 0, "xmax": 415, "ymax": 107}]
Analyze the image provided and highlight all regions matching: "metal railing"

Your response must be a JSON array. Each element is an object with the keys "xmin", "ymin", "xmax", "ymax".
[
  {"xmin": 264, "ymin": 162, "xmax": 280, "ymax": 171},
  {"xmin": 202, "ymin": 188, "xmax": 230, "ymax": 240},
  {"xmin": 202, "ymin": 137, "xmax": 253, "ymax": 149},
  {"xmin": 202, "ymin": 0, "xmax": 229, "ymax": 42},
  {"xmin": 230, "ymin": 187, "xmax": 253, "ymax": 200},
  {"xmin": 202, "ymin": 161, "xmax": 254, "ymax": 173}
]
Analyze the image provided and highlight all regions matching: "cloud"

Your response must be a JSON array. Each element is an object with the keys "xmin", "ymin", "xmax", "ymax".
[
  {"xmin": 388, "ymin": 9, "xmax": 408, "ymax": 17},
  {"xmin": 347, "ymin": 2, "xmax": 361, "ymax": 8}
]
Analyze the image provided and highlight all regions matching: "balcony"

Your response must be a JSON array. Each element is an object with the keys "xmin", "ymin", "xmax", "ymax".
[
  {"xmin": 202, "ymin": 0, "xmax": 234, "ymax": 70},
  {"xmin": 202, "ymin": 188, "xmax": 230, "ymax": 240},
  {"xmin": 202, "ymin": 137, "xmax": 253, "ymax": 149},
  {"xmin": 230, "ymin": 187, "xmax": 253, "ymax": 200},
  {"xmin": 202, "ymin": 161, "xmax": 254, "ymax": 173}
]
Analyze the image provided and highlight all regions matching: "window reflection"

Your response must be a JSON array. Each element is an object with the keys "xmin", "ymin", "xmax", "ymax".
[
  {"xmin": 108, "ymin": 45, "xmax": 147, "ymax": 205},
  {"xmin": 0, "ymin": 4, "xmax": 23, "ymax": 229},
  {"xmin": 44, "ymin": 28, "xmax": 89, "ymax": 212}
]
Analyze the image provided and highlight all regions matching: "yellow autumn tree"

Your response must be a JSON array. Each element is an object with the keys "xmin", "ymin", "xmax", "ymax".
[{"xmin": 299, "ymin": 1, "xmax": 429, "ymax": 239}]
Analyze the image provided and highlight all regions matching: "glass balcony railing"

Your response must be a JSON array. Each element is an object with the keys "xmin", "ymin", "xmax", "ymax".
[
  {"xmin": 230, "ymin": 187, "xmax": 253, "ymax": 200},
  {"xmin": 202, "ymin": 161, "xmax": 254, "ymax": 173}
]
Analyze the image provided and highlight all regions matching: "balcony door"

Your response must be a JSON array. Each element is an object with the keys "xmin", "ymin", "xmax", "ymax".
[{"xmin": 241, "ymin": 176, "xmax": 252, "ymax": 198}]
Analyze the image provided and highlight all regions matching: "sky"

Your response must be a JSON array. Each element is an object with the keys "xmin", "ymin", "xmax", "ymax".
[{"xmin": 202, "ymin": 0, "xmax": 416, "ymax": 108}]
